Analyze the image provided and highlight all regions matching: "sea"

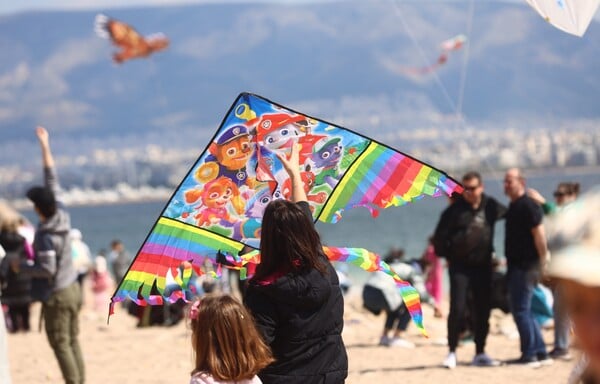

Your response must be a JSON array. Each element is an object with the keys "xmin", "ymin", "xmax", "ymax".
[{"xmin": 19, "ymin": 168, "xmax": 600, "ymax": 286}]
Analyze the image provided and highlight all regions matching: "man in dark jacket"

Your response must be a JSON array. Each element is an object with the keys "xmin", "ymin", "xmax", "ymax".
[
  {"xmin": 433, "ymin": 171, "xmax": 506, "ymax": 369},
  {"xmin": 17, "ymin": 127, "xmax": 84, "ymax": 384}
]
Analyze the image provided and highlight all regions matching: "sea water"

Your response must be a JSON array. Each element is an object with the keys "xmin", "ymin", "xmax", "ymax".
[{"xmin": 20, "ymin": 169, "xmax": 600, "ymax": 287}]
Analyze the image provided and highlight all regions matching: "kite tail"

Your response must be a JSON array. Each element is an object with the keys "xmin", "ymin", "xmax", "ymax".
[{"xmin": 322, "ymin": 246, "xmax": 428, "ymax": 336}]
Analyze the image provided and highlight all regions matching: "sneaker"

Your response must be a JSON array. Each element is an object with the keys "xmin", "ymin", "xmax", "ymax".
[
  {"xmin": 549, "ymin": 348, "xmax": 572, "ymax": 361},
  {"xmin": 472, "ymin": 353, "xmax": 501, "ymax": 367},
  {"xmin": 443, "ymin": 352, "xmax": 457, "ymax": 369},
  {"xmin": 507, "ymin": 356, "xmax": 541, "ymax": 368},
  {"xmin": 388, "ymin": 337, "xmax": 416, "ymax": 348},
  {"xmin": 379, "ymin": 335, "xmax": 391, "ymax": 346},
  {"xmin": 537, "ymin": 353, "xmax": 554, "ymax": 366}
]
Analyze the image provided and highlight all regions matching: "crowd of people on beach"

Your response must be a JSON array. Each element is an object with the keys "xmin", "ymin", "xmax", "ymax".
[{"xmin": 1, "ymin": 128, "xmax": 599, "ymax": 384}]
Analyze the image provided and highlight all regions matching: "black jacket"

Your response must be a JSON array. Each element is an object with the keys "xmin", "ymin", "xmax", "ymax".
[
  {"xmin": 244, "ymin": 261, "xmax": 347, "ymax": 384},
  {"xmin": 0, "ymin": 231, "xmax": 32, "ymax": 305},
  {"xmin": 433, "ymin": 194, "xmax": 506, "ymax": 266}
]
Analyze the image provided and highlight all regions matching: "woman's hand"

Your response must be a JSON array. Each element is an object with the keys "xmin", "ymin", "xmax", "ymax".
[
  {"xmin": 276, "ymin": 143, "xmax": 307, "ymax": 203},
  {"xmin": 36, "ymin": 126, "xmax": 50, "ymax": 148},
  {"xmin": 276, "ymin": 142, "xmax": 301, "ymax": 178}
]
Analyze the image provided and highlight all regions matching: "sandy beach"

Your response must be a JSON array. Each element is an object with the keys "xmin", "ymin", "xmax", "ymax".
[{"xmin": 7, "ymin": 285, "xmax": 574, "ymax": 384}]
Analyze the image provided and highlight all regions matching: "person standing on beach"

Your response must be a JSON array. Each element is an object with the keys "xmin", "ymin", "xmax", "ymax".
[
  {"xmin": 544, "ymin": 186, "xmax": 600, "ymax": 383},
  {"xmin": 503, "ymin": 168, "xmax": 551, "ymax": 367},
  {"xmin": 244, "ymin": 144, "xmax": 348, "ymax": 383},
  {"xmin": 433, "ymin": 171, "xmax": 506, "ymax": 368},
  {"xmin": 422, "ymin": 236, "xmax": 444, "ymax": 318},
  {"xmin": 109, "ymin": 239, "xmax": 130, "ymax": 285},
  {"xmin": 528, "ymin": 181, "xmax": 580, "ymax": 361},
  {"xmin": 0, "ymin": 244, "xmax": 13, "ymax": 384},
  {"xmin": 16, "ymin": 127, "xmax": 85, "ymax": 384},
  {"xmin": 0, "ymin": 206, "xmax": 32, "ymax": 333}
]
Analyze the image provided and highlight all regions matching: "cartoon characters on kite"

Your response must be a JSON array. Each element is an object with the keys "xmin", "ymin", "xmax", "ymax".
[
  {"xmin": 311, "ymin": 137, "xmax": 343, "ymax": 188},
  {"xmin": 196, "ymin": 125, "xmax": 255, "ymax": 187},
  {"xmin": 174, "ymin": 104, "xmax": 348, "ymax": 246}
]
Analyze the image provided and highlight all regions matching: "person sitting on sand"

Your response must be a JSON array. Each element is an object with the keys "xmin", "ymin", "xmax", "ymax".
[{"xmin": 362, "ymin": 247, "xmax": 436, "ymax": 348}]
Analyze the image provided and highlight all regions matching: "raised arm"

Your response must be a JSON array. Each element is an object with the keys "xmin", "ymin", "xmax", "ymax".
[
  {"xmin": 36, "ymin": 126, "xmax": 62, "ymax": 200},
  {"xmin": 277, "ymin": 143, "xmax": 307, "ymax": 204}
]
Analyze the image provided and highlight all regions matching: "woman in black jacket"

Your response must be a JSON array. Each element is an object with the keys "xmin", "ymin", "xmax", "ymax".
[
  {"xmin": 244, "ymin": 143, "xmax": 348, "ymax": 384},
  {"xmin": 0, "ymin": 213, "xmax": 32, "ymax": 332}
]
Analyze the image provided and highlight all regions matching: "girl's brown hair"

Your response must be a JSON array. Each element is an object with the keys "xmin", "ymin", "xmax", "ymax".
[
  {"xmin": 190, "ymin": 294, "xmax": 274, "ymax": 381},
  {"xmin": 253, "ymin": 200, "xmax": 327, "ymax": 281}
]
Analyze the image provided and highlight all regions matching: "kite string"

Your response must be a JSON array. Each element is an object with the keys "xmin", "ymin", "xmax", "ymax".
[
  {"xmin": 393, "ymin": 0, "xmax": 505, "ymax": 190},
  {"xmin": 456, "ymin": 0, "xmax": 475, "ymax": 129},
  {"xmin": 392, "ymin": 0, "xmax": 458, "ymax": 113}
]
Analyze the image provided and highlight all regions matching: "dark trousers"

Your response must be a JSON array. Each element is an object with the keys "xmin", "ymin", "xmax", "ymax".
[
  {"xmin": 44, "ymin": 283, "xmax": 85, "ymax": 384},
  {"xmin": 447, "ymin": 263, "xmax": 493, "ymax": 354},
  {"xmin": 385, "ymin": 303, "xmax": 412, "ymax": 331},
  {"xmin": 8, "ymin": 304, "xmax": 30, "ymax": 332},
  {"xmin": 507, "ymin": 266, "xmax": 546, "ymax": 358}
]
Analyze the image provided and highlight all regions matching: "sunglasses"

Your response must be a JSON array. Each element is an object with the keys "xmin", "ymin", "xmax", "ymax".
[
  {"xmin": 463, "ymin": 185, "xmax": 480, "ymax": 192},
  {"xmin": 554, "ymin": 191, "xmax": 567, "ymax": 197}
]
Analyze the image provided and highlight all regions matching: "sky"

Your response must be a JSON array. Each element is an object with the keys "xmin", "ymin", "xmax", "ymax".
[{"xmin": 0, "ymin": 0, "xmax": 325, "ymax": 15}]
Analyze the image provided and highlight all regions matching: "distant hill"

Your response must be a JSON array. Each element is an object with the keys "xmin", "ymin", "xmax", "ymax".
[{"xmin": 0, "ymin": 1, "xmax": 598, "ymax": 165}]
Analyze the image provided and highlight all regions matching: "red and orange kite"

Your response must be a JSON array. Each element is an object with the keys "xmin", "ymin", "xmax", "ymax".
[{"xmin": 95, "ymin": 14, "xmax": 169, "ymax": 63}]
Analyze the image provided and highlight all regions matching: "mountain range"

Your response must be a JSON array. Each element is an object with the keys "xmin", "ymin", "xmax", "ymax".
[{"xmin": 0, "ymin": 0, "xmax": 598, "ymax": 167}]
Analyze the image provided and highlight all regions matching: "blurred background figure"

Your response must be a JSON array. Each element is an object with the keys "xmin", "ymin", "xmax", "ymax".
[
  {"xmin": 529, "ymin": 181, "xmax": 582, "ymax": 361},
  {"xmin": 362, "ymin": 247, "xmax": 435, "ymax": 348},
  {"xmin": 0, "ymin": 202, "xmax": 32, "ymax": 333},
  {"xmin": 109, "ymin": 239, "xmax": 131, "ymax": 286},
  {"xmin": 546, "ymin": 186, "xmax": 600, "ymax": 383},
  {"xmin": 335, "ymin": 263, "xmax": 352, "ymax": 296},
  {"xmin": 422, "ymin": 236, "xmax": 444, "ymax": 318},
  {"xmin": 91, "ymin": 255, "xmax": 112, "ymax": 314},
  {"xmin": 70, "ymin": 229, "xmax": 92, "ymax": 302},
  {"xmin": 0, "ymin": 243, "xmax": 11, "ymax": 383}
]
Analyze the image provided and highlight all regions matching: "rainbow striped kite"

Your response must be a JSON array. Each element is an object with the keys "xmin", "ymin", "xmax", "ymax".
[{"xmin": 110, "ymin": 93, "xmax": 463, "ymax": 334}]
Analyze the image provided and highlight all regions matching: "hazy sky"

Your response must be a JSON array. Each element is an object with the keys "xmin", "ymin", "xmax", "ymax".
[{"xmin": 0, "ymin": 0, "xmax": 326, "ymax": 15}]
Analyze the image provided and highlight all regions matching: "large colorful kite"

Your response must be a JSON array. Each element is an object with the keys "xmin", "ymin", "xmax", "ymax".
[{"xmin": 109, "ymin": 93, "xmax": 463, "ymax": 334}]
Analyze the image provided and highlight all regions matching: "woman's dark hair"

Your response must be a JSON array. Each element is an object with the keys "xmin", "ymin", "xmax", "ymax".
[
  {"xmin": 254, "ymin": 200, "xmax": 327, "ymax": 280},
  {"xmin": 555, "ymin": 182, "xmax": 581, "ymax": 197}
]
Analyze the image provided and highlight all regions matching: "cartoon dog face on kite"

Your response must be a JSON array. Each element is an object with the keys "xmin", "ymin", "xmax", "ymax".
[
  {"xmin": 183, "ymin": 176, "xmax": 245, "ymax": 227},
  {"xmin": 312, "ymin": 137, "xmax": 343, "ymax": 188},
  {"xmin": 196, "ymin": 125, "xmax": 254, "ymax": 187},
  {"xmin": 254, "ymin": 113, "xmax": 307, "ymax": 152}
]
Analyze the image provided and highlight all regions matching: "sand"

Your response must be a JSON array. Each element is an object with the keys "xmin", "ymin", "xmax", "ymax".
[{"xmin": 7, "ymin": 285, "xmax": 574, "ymax": 384}]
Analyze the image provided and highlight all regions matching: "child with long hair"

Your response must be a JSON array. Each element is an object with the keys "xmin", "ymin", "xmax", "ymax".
[{"xmin": 189, "ymin": 293, "xmax": 274, "ymax": 384}]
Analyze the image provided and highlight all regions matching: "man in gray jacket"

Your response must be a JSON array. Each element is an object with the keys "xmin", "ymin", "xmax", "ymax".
[{"xmin": 19, "ymin": 126, "xmax": 84, "ymax": 384}]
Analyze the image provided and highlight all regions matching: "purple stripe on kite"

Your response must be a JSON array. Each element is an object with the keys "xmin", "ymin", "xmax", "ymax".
[{"xmin": 142, "ymin": 242, "xmax": 206, "ymax": 263}]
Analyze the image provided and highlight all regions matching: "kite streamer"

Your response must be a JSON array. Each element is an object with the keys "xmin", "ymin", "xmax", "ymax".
[
  {"xmin": 110, "ymin": 92, "xmax": 463, "ymax": 334},
  {"xmin": 323, "ymin": 246, "xmax": 426, "ymax": 335}
]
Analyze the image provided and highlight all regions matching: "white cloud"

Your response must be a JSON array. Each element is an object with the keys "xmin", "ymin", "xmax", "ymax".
[
  {"xmin": 0, "ymin": 0, "xmax": 320, "ymax": 15},
  {"xmin": 0, "ymin": 37, "xmax": 101, "ymax": 127}
]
